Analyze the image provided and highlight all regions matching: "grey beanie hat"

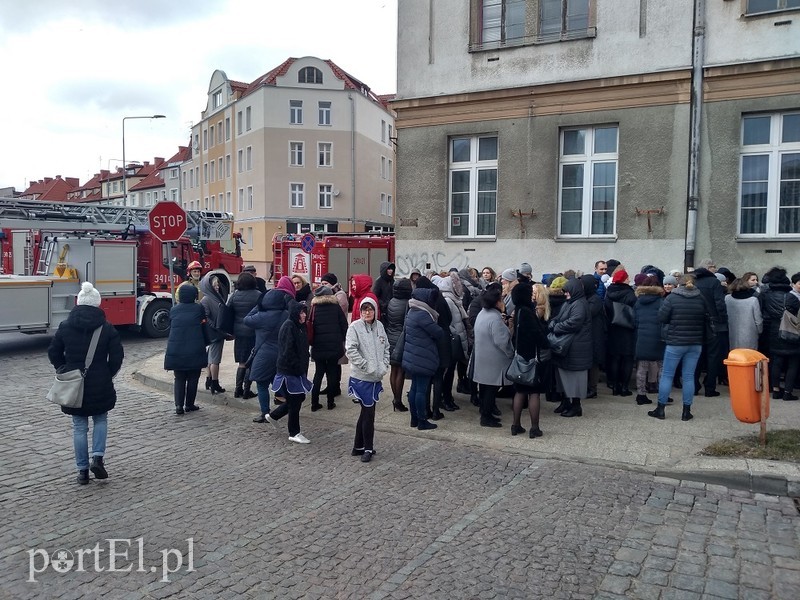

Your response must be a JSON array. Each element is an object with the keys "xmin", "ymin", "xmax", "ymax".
[
  {"xmin": 314, "ymin": 285, "xmax": 333, "ymax": 297},
  {"xmin": 663, "ymin": 275, "xmax": 678, "ymax": 285},
  {"xmin": 500, "ymin": 268, "xmax": 517, "ymax": 282}
]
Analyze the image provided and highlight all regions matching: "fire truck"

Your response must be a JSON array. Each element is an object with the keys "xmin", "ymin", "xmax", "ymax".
[
  {"xmin": 272, "ymin": 231, "xmax": 395, "ymax": 285},
  {"xmin": 0, "ymin": 198, "xmax": 243, "ymax": 337}
]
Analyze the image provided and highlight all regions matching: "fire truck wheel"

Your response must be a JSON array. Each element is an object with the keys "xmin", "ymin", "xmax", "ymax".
[{"xmin": 142, "ymin": 300, "xmax": 171, "ymax": 338}]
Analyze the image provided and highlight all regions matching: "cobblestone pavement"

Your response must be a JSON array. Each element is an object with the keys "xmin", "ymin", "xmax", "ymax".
[{"xmin": 1, "ymin": 333, "xmax": 799, "ymax": 599}]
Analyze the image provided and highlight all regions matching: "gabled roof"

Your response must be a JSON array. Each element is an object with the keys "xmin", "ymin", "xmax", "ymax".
[
  {"xmin": 20, "ymin": 176, "xmax": 80, "ymax": 202},
  {"xmin": 129, "ymin": 158, "xmax": 166, "ymax": 191},
  {"xmin": 163, "ymin": 146, "xmax": 191, "ymax": 167}
]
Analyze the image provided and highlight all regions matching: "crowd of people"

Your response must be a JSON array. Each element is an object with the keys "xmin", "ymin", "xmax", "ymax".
[{"xmin": 49, "ymin": 257, "xmax": 800, "ymax": 482}]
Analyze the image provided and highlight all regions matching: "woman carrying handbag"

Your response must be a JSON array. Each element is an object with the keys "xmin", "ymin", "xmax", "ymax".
[{"xmin": 48, "ymin": 282, "xmax": 124, "ymax": 485}]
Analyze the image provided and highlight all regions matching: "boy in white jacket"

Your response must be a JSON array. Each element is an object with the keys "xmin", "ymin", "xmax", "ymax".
[{"xmin": 345, "ymin": 298, "xmax": 390, "ymax": 462}]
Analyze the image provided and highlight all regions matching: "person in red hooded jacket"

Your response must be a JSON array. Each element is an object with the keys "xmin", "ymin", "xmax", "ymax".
[{"xmin": 350, "ymin": 273, "xmax": 380, "ymax": 321}]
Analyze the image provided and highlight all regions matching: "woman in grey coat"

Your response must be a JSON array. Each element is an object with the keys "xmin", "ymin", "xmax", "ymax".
[
  {"xmin": 725, "ymin": 278, "xmax": 763, "ymax": 351},
  {"xmin": 548, "ymin": 278, "xmax": 592, "ymax": 418},
  {"xmin": 471, "ymin": 287, "xmax": 514, "ymax": 428}
]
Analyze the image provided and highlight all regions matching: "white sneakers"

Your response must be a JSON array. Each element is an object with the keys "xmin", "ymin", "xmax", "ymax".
[
  {"xmin": 265, "ymin": 415, "xmax": 279, "ymax": 430},
  {"xmin": 288, "ymin": 433, "xmax": 310, "ymax": 444}
]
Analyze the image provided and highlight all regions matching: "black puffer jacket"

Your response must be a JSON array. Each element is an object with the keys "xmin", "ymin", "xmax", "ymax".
[
  {"xmin": 276, "ymin": 303, "xmax": 310, "ymax": 376},
  {"xmin": 604, "ymin": 282, "xmax": 637, "ymax": 356},
  {"xmin": 658, "ymin": 285, "xmax": 706, "ymax": 346},
  {"xmin": 164, "ymin": 284, "xmax": 208, "ymax": 371},
  {"xmin": 549, "ymin": 278, "xmax": 592, "ymax": 371},
  {"xmin": 761, "ymin": 283, "xmax": 800, "ymax": 357},
  {"xmin": 309, "ymin": 293, "xmax": 348, "ymax": 361},
  {"xmin": 386, "ymin": 278, "xmax": 412, "ymax": 353},
  {"xmin": 48, "ymin": 305, "xmax": 124, "ymax": 417},
  {"xmin": 694, "ymin": 268, "xmax": 728, "ymax": 332},
  {"xmin": 372, "ymin": 261, "xmax": 395, "ymax": 322},
  {"xmin": 634, "ymin": 285, "xmax": 665, "ymax": 361},
  {"xmin": 227, "ymin": 288, "xmax": 261, "ymax": 339},
  {"xmin": 581, "ymin": 274, "xmax": 606, "ymax": 366},
  {"xmin": 401, "ymin": 288, "xmax": 443, "ymax": 376}
]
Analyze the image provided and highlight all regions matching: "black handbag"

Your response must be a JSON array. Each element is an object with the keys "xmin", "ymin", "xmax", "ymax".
[
  {"xmin": 216, "ymin": 301, "xmax": 235, "ymax": 335},
  {"xmin": 450, "ymin": 333, "xmax": 464, "ymax": 364},
  {"xmin": 506, "ymin": 352, "xmax": 544, "ymax": 387},
  {"xmin": 611, "ymin": 301, "xmax": 635, "ymax": 329},
  {"xmin": 546, "ymin": 331, "xmax": 574, "ymax": 357}
]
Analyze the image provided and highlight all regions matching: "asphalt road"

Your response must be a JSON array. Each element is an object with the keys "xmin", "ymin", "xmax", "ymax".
[{"xmin": 1, "ymin": 330, "xmax": 799, "ymax": 599}]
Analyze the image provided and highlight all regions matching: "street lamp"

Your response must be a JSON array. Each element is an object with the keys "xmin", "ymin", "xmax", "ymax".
[{"xmin": 122, "ymin": 114, "xmax": 165, "ymax": 207}]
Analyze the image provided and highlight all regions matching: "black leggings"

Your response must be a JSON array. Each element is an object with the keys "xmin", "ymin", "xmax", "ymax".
[
  {"xmin": 312, "ymin": 357, "xmax": 339, "ymax": 404},
  {"xmin": 269, "ymin": 390, "xmax": 305, "ymax": 436},
  {"xmin": 353, "ymin": 405, "xmax": 376, "ymax": 451},
  {"xmin": 174, "ymin": 369, "xmax": 201, "ymax": 407}
]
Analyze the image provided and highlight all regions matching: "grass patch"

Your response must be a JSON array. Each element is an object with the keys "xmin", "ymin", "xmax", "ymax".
[{"xmin": 701, "ymin": 429, "xmax": 800, "ymax": 462}]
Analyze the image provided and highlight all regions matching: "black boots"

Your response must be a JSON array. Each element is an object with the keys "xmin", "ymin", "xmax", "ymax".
[
  {"xmin": 77, "ymin": 469, "xmax": 89, "ymax": 485},
  {"xmin": 561, "ymin": 398, "xmax": 582, "ymax": 418},
  {"xmin": 681, "ymin": 404, "xmax": 693, "ymax": 421},
  {"xmin": 234, "ymin": 367, "xmax": 246, "ymax": 398},
  {"xmin": 648, "ymin": 403, "xmax": 665, "ymax": 420},
  {"xmin": 554, "ymin": 396, "xmax": 571, "ymax": 414},
  {"xmin": 619, "ymin": 386, "xmax": 633, "ymax": 397},
  {"xmin": 636, "ymin": 394, "xmax": 653, "ymax": 405},
  {"xmin": 392, "ymin": 399, "xmax": 409, "ymax": 412},
  {"xmin": 90, "ymin": 456, "xmax": 108, "ymax": 479},
  {"xmin": 205, "ymin": 375, "xmax": 212, "ymax": 390},
  {"xmin": 210, "ymin": 380, "xmax": 226, "ymax": 394}
]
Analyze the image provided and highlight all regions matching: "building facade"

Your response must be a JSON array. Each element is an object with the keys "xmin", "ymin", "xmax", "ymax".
[
  {"xmin": 393, "ymin": 0, "xmax": 800, "ymax": 277},
  {"xmin": 182, "ymin": 57, "xmax": 396, "ymax": 274}
]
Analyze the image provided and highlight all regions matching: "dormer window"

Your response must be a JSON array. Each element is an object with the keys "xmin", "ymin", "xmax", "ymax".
[
  {"xmin": 299, "ymin": 66, "xmax": 323, "ymax": 84},
  {"xmin": 213, "ymin": 90, "xmax": 223, "ymax": 108}
]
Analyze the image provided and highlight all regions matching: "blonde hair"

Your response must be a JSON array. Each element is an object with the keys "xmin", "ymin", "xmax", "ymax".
[
  {"xmin": 682, "ymin": 274, "xmax": 696, "ymax": 289},
  {"xmin": 291, "ymin": 274, "xmax": 307, "ymax": 286},
  {"xmin": 533, "ymin": 283, "xmax": 551, "ymax": 321}
]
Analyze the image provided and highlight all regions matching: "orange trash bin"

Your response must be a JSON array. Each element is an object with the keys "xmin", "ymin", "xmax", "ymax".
[{"xmin": 723, "ymin": 349, "xmax": 770, "ymax": 424}]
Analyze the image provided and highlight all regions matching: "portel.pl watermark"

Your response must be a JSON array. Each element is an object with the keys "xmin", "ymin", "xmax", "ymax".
[{"xmin": 27, "ymin": 537, "xmax": 194, "ymax": 583}]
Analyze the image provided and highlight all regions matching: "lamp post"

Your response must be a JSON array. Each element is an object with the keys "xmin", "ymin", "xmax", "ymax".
[{"xmin": 122, "ymin": 114, "xmax": 165, "ymax": 206}]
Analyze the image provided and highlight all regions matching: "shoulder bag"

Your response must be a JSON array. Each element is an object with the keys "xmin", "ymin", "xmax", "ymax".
[
  {"xmin": 778, "ymin": 298, "xmax": 800, "ymax": 342},
  {"xmin": 547, "ymin": 330, "xmax": 574, "ymax": 357},
  {"xmin": 505, "ymin": 314, "xmax": 547, "ymax": 387},
  {"xmin": 611, "ymin": 301, "xmax": 635, "ymax": 330},
  {"xmin": 46, "ymin": 326, "xmax": 103, "ymax": 409}
]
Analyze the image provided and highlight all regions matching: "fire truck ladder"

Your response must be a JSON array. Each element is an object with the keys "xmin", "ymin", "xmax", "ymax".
[
  {"xmin": 0, "ymin": 197, "xmax": 233, "ymax": 240},
  {"xmin": 34, "ymin": 238, "xmax": 57, "ymax": 275}
]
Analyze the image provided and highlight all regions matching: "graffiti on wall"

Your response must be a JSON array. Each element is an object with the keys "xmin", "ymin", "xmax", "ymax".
[{"xmin": 395, "ymin": 249, "xmax": 471, "ymax": 277}]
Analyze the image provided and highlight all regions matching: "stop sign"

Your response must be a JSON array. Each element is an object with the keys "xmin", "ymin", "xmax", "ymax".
[{"xmin": 148, "ymin": 202, "xmax": 187, "ymax": 242}]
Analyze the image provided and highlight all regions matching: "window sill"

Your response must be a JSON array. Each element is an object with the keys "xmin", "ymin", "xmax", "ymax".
[
  {"xmin": 469, "ymin": 28, "xmax": 596, "ymax": 53},
  {"xmin": 736, "ymin": 235, "xmax": 800, "ymax": 242},
  {"xmin": 446, "ymin": 236, "xmax": 497, "ymax": 242},
  {"xmin": 555, "ymin": 235, "xmax": 617, "ymax": 242},
  {"xmin": 743, "ymin": 8, "xmax": 800, "ymax": 19}
]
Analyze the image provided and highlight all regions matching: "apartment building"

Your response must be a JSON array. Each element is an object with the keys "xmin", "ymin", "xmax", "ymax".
[
  {"xmin": 393, "ymin": 0, "xmax": 800, "ymax": 276},
  {"xmin": 182, "ymin": 56, "xmax": 396, "ymax": 273}
]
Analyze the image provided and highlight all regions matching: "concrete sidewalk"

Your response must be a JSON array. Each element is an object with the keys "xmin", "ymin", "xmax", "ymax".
[{"xmin": 132, "ymin": 341, "xmax": 800, "ymax": 497}]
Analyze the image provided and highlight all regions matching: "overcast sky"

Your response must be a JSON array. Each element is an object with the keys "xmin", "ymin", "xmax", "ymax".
[{"xmin": 0, "ymin": 0, "xmax": 398, "ymax": 192}]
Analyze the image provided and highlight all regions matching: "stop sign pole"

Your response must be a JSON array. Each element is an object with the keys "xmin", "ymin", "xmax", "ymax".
[{"xmin": 148, "ymin": 203, "xmax": 188, "ymax": 305}]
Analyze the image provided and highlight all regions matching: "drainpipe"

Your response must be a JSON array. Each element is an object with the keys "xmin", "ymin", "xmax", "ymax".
[
  {"xmin": 349, "ymin": 93, "xmax": 357, "ymax": 231},
  {"xmin": 685, "ymin": 0, "xmax": 705, "ymax": 270}
]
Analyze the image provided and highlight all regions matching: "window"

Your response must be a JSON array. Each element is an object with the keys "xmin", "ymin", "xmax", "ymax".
[
  {"xmin": 247, "ymin": 227, "xmax": 253, "ymax": 247},
  {"xmin": 290, "ymin": 183, "xmax": 305, "ymax": 208},
  {"xmin": 194, "ymin": 133, "xmax": 199, "ymax": 154},
  {"xmin": 246, "ymin": 146, "xmax": 253, "ymax": 170},
  {"xmin": 218, "ymin": 193, "xmax": 224, "ymax": 211},
  {"xmin": 226, "ymin": 191, "xmax": 232, "ymax": 212},
  {"xmin": 182, "ymin": 171, "xmax": 187, "ymax": 189},
  {"xmin": 210, "ymin": 194, "xmax": 216, "ymax": 211},
  {"xmin": 247, "ymin": 186, "xmax": 253, "ymax": 210},
  {"xmin": 225, "ymin": 155, "xmax": 231, "ymax": 177},
  {"xmin": 209, "ymin": 125, "xmax": 215, "ymax": 147},
  {"xmin": 482, "ymin": 0, "xmax": 526, "ymax": 45},
  {"xmin": 202, "ymin": 129, "xmax": 208, "ymax": 150},
  {"xmin": 204, "ymin": 197, "xmax": 209, "ymax": 210},
  {"xmin": 237, "ymin": 150, "xmax": 243, "ymax": 173},
  {"xmin": 290, "ymin": 142, "xmax": 304, "ymax": 166},
  {"xmin": 745, "ymin": 0, "xmax": 800, "ymax": 15},
  {"xmin": 225, "ymin": 117, "xmax": 231, "ymax": 141},
  {"xmin": 213, "ymin": 90, "xmax": 223, "ymax": 108},
  {"xmin": 448, "ymin": 135, "xmax": 498, "ymax": 238},
  {"xmin": 388, "ymin": 159, "xmax": 393, "ymax": 182},
  {"xmin": 381, "ymin": 120, "xmax": 387, "ymax": 143},
  {"xmin": 237, "ymin": 188, "xmax": 244, "ymax": 211},
  {"xmin": 739, "ymin": 112, "xmax": 800, "ymax": 236},
  {"xmin": 237, "ymin": 111, "xmax": 243, "ymax": 135},
  {"xmin": 299, "ymin": 66, "xmax": 323, "ymax": 84},
  {"xmin": 388, "ymin": 125, "xmax": 393, "ymax": 145},
  {"xmin": 210, "ymin": 161, "xmax": 215, "ymax": 182},
  {"xmin": 381, "ymin": 156, "xmax": 387, "ymax": 179},
  {"xmin": 387, "ymin": 194, "xmax": 393, "ymax": 217},
  {"xmin": 318, "ymin": 142, "xmax": 332, "ymax": 167},
  {"xmin": 558, "ymin": 125, "xmax": 618, "ymax": 237},
  {"xmin": 170, "ymin": 168, "xmax": 178, "ymax": 179},
  {"xmin": 381, "ymin": 193, "xmax": 387, "ymax": 215},
  {"xmin": 318, "ymin": 101, "xmax": 331, "ymax": 126},
  {"xmin": 204, "ymin": 163, "xmax": 209, "ymax": 184},
  {"xmin": 217, "ymin": 121, "xmax": 222, "ymax": 144},
  {"xmin": 319, "ymin": 184, "xmax": 333, "ymax": 209},
  {"xmin": 218, "ymin": 158, "xmax": 223, "ymax": 180},
  {"xmin": 245, "ymin": 107, "xmax": 252, "ymax": 131},
  {"xmin": 290, "ymin": 100, "xmax": 303, "ymax": 125},
  {"xmin": 540, "ymin": 0, "xmax": 590, "ymax": 39}
]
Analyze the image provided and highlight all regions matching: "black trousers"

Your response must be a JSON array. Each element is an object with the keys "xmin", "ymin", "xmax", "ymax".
[
  {"xmin": 696, "ymin": 334, "xmax": 722, "ymax": 392},
  {"xmin": 312, "ymin": 357, "xmax": 340, "ymax": 405},
  {"xmin": 174, "ymin": 369, "xmax": 201, "ymax": 407},
  {"xmin": 269, "ymin": 390, "xmax": 304, "ymax": 436},
  {"xmin": 478, "ymin": 384, "xmax": 499, "ymax": 420},
  {"xmin": 353, "ymin": 405, "xmax": 376, "ymax": 451}
]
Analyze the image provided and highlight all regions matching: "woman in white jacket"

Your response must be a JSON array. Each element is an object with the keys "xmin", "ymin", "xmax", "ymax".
[{"xmin": 345, "ymin": 298, "xmax": 391, "ymax": 462}]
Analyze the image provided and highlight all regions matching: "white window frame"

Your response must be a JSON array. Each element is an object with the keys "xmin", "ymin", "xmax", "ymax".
[
  {"xmin": 290, "ymin": 100, "xmax": 303, "ymax": 125},
  {"xmin": 247, "ymin": 227, "xmax": 253, "ymax": 247},
  {"xmin": 318, "ymin": 101, "xmax": 331, "ymax": 126},
  {"xmin": 226, "ymin": 191, "xmax": 232, "ymax": 212},
  {"xmin": 246, "ymin": 146, "xmax": 253, "ymax": 171},
  {"xmin": 557, "ymin": 124, "xmax": 619, "ymax": 238},
  {"xmin": 381, "ymin": 156, "xmax": 387, "ymax": 179},
  {"xmin": 387, "ymin": 194, "xmax": 393, "ymax": 217},
  {"xmin": 247, "ymin": 186, "xmax": 253, "ymax": 210},
  {"xmin": 448, "ymin": 135, "xmax": 499, "ymax": 238},
  {"xmin": 237, "ymin": 188, "xmax": 244, "ymax": 212},
  {"xmin": 225, "ymin": 155, "xmax": 231, "ymax": 177},
  {"xmin": 237, "ymin": 150, "xmax": 243, "ymax": 173},
  {"xmin": 225, "ymin": 117, "xmax": 231, "ymax": 141},
  {"xmin": 381, "ymin": 193, "xmax": 387, "ymax": 215},
  {"xmin": 318, "ymin": 142, "xmax": 332, "ymax": 167},
  {"xmin": 319, "ymin": 184, "xmax": 333, "ymax": 209},
  {"xmin": 209, "ymin": 125, "xmax": 215, "ymax": 148},
  {"xmin": 213, "ymin": 90, "xmax": 223, "ymax": 108},
  {"xmin": 745, "ymin": 0, "xmax": 800, "ymax": 16},
  {"xmin": 290, "ymin": 142, "xmax": 304, "ymax": 167},
  {"xmin": 245, "ymin": 106, "xmax": 252, "ymax": 131},
  {"xmin": 290, "ymin": 183, "xmax": 305, "ymax": 208},
  {"xmin": 170, "ymin": 168, "xmax": 178, "ymax": 179},
  {"xmin": 237, "ymin": 111, "xmax": 243, "ymax": 135},
  {"xmin": 738, "ymin": 111, "xmax": 800, "ymax": 237}
]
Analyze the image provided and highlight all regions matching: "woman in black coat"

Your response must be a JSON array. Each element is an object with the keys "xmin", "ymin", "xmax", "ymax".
[
  {"xmin": 604, "ymin": 269, "xmax": 637, "ymax": 396},
  {"xmin": 227, "ymin": 272, "xmax": 262, "ymax": 399},
  {"xmin": 386, "ymin": 277, "xmax": 412, "ymax": 412},
  {"xmin": 48, "ymin": 282, "xmax": 124, "ymax": 484},
  {"xmin": 415, "ymin": 276, "xmax": 452, "ymax": 419},
  {"xmin": 760, "ymin": 267, "xmax": 800, "ymax": 400},
  {"xmin": 165, "ymin": 283, "xmax": 209, "ymax": 415},
  {"xmin": 510, "ymin": 280, "xmax": 551, "ymax": 438},
  {"xmin": 309, "ymin": 286, "xmax": 349, "ymax": 411},
  {"xmin": 633, "ymin": 276, "xmax": 665, "ymax": 405},
  {"xmin": 580, "ymin": 274, "xmax": 606, "ymax": 399}
]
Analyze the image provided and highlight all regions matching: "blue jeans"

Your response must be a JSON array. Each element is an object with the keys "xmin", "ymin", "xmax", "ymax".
[
  {"xmin": 256, "ymin": 381, "xmax": 271, "ymax": 416},
  {"xmin": 72, "ymin": 413, "xmax": 108, "ymax": 471},
  {"xmin": 409, "ymin": 375, "xmax": 431, "ymax": 421},
  {"xmin": 659, "ymin": 345, "xmax": 702, "ymax": 406}
]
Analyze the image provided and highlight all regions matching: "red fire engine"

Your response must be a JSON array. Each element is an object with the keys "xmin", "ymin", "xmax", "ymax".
[
  {"xmin": 0, "ymin": 198, "xmax": 243, "ymax": 337},
  {"xmin": 272, "ymin": 231, "xmax": 395, "ymax": 285}
]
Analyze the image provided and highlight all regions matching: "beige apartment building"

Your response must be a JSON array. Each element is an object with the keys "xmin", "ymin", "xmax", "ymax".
[{"xmin": 182, "ymin": 56, "xmax": 396, "ymax": 274}]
